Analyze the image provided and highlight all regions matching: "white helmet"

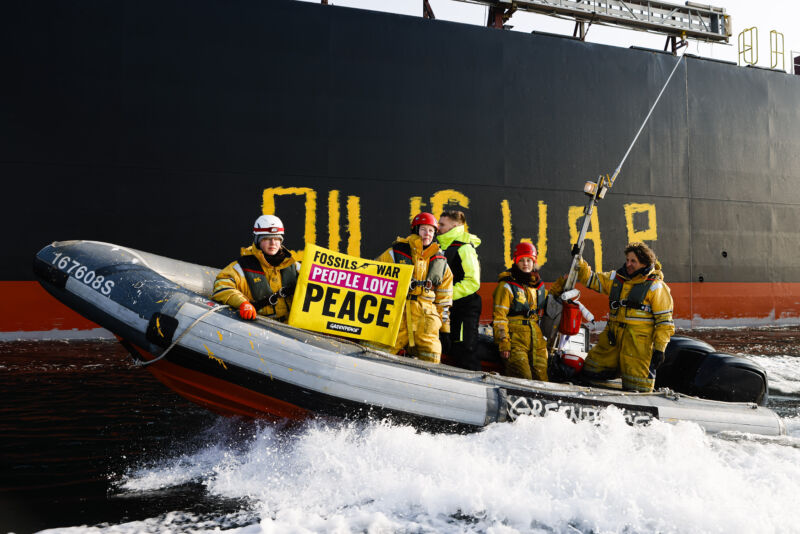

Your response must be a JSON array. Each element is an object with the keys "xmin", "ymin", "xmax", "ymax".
[{"xmin": 253, "ymin": 214, "xmax": 284, "ymax": 244}]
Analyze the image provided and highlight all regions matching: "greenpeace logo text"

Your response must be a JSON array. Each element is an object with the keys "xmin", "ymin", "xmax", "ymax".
[
  {"xmin": 506, "ymin": 394, "xmax": 655, "ymax": 426},
  {"xmin": 326, "ymin": 322, "xmax": 362, "ymax": 335}
]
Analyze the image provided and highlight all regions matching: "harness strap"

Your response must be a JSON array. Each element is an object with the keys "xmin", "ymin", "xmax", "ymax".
[
  {"xmin": 505, "ymin": 279, "xmax": 545, "ymax": 317},
  {"xmin": 239, "ymin": 254, "xmax": 297, "ymax": 310},
  {"xmin": 609, "ymin": 275, "xmax": 655, "ymax": 312},
  {"xmin": 393, "ymin": 240, "xmax": 446, "ymax": 292}
]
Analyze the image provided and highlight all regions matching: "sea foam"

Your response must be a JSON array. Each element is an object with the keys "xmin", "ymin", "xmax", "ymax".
[{"xmin": 93, "ymin": 408, "xmax": 800, "ymax": 534}]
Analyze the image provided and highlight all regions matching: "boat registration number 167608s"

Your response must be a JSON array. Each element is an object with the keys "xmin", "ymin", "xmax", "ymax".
[{"xmin": 51, "ymin": 252, "xmax": 115, "ymax": 295}]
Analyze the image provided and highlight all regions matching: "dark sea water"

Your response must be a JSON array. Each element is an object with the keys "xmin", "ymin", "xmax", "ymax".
[
  {"xmin": 2, "ymin": 328, "xmax": 800, "ymax": 534},
  {"xmin": 0, "ymin": 341, "xmax": 241, "ymax": 533}
]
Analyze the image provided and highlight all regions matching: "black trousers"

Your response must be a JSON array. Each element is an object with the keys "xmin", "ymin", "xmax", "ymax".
[{"xmin": 449, "ymin": 292, "xmax": 482, "ymax": 371}]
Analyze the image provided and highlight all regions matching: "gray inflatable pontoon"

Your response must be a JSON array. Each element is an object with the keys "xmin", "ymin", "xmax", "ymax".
[{"xmin": 33, "ymin": 241, "xmax": 785, "ymax": 436}]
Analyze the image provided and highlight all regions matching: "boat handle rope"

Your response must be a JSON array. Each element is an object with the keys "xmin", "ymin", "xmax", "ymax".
[{"xmin": 132, "ymin": 304, "xmax": 226, "ymax": 367}]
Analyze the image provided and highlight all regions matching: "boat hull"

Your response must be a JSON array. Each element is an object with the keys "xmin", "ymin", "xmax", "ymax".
[{"xmin": 33, "ymin": 240, "xmax": 785, "ymax": 436}]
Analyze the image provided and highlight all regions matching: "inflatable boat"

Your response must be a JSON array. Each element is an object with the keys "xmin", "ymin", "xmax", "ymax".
[{"xmin": 33, "ymin": 241, "xmax": 785, "ymax": 436}]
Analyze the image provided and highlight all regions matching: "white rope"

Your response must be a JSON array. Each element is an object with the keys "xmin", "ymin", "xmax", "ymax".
[
  {"xmin": 609, "ymin": 53, "xmax": 686, "ymax": 186},
  {"xmin": 135, "ymin": 305, "xmax": 226, "ymax": 367}
]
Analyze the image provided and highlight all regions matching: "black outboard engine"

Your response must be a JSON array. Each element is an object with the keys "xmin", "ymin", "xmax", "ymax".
[
  {"xmin": 656, "ymin": 336, "xmax": 769, "ymax": 405},
  {"xmin": 473, "ymin": 332, "xmax": 503, "ymax": 366}
]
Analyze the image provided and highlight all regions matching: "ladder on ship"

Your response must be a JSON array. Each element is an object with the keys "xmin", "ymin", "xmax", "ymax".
[{"xmin": 448, "ymin": 0, "xmax": 731, "ymax": 53}]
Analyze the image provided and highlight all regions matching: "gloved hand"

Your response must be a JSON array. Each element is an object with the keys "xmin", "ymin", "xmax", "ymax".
[
  {"xmin": 239, "ymin": 302, "xmax": 257, "ymax": 320},
  {"xmin": 651, "ymin": 349, "xmax": 665, "ymax": 370},
  {"xmin": 439, "ymin": 332, "xmax": 452, "ymax": 355}
]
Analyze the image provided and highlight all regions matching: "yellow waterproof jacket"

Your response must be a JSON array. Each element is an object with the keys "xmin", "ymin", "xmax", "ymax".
[
  {"xmin": 555, "ymin": 258, "xmax": 675, "ymax": 351},
  {"xmin": 492, "ymin": 270, "xmax": 547, "ymax": 352},
  {"xmin": 376, "ymin": 234, "xmax": 453, "ymax": 332},
  {"xmin": 212, "ymin": 244, "xmax": 300, "ymax": 321}
]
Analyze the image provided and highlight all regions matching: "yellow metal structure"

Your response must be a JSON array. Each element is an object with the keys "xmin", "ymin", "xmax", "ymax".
[
  {"xmin": 738, "ymin": 27, "xmax": 757, "ymax": 66},
  {"xmin": 770, "ymin": 30, "xmax": 784, "ymax": 70}
]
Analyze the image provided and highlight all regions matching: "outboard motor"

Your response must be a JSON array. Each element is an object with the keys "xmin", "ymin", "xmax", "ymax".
[
  {"xmin": 473, "ymin": 332, "xmax": 502, "ymax": 366},
  {"xmin": 656, "ymin": 336, "xmax": 769, "ymax": 405},
  {"xmin": 546, "ymin": 325, "xmax": 591, "ymax": 383}
]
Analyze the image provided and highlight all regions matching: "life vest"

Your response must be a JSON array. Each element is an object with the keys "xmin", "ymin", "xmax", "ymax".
[
  {"xmin": 608, "ymin": 273, "xmax": 656, "ymax": 313},
  {"xmin": 443, "ymin": 240, "xmax": 472, "ymax": 284},
  {"xmin": 238, "ymin": 254, "xmax": 297, "ymax": 309},
  {"xmin": 392, "ymin": 241, "xmax": 448, "ymax": 287},
  {"xmin": 505, "ymin": 279, "xmax": 546, "ymax": 317}
]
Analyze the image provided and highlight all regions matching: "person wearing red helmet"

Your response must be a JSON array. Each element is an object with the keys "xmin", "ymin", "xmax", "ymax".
[
  {"xmin": 437, "ymin": 210, "xmax": 482, "ymax": 370},
  {"xmin": 491, "ymin": 241, "xmax": 549, "ymax": 380},
  {"xmin": 367, "ymin": 212, "xmax": 454, "ymax": 363},
  {"xmin": 212, "ymin": 214, "xmax": 300, "ymax": 322}
]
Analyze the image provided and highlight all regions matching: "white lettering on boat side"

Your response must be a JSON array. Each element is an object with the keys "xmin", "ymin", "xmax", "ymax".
[
  {"xmin": 506, "ymin": 394, "xmax": 654, "ymax": 426},
  {"xmin": 52, "ymin": 251, "xmax": 114, "ymax": 295}
]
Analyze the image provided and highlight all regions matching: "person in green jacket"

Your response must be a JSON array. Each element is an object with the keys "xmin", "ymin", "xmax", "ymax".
[{"xmin": 437, "ymin": 210, "xmax": 482, "ymax": 370}]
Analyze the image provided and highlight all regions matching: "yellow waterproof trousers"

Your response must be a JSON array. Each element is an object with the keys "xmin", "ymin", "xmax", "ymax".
[
  {"xmin": 364, "ymin": 298, "xmax": 442, "ymax": 363},
  {"xmin": 582, "ymin": 321, "xmax": 655, "ymax": 391},
  {"xmin": 503, "ymin": 320, "xmax": 548, "ymax": 381}
]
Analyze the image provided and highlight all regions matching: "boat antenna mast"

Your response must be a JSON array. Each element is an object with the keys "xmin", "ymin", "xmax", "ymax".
[{"xmin": 547, "ymin": 52, "xmax": 687, "ymax": 349}]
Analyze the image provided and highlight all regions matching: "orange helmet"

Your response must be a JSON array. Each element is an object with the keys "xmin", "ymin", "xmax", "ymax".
[
  {"xmin": 410, "ymin": 212, "xmax": 437, "ymax": 232},
  {"xmin": 513, "ymin": 242, "xmax": 537, "ymax": 264}
]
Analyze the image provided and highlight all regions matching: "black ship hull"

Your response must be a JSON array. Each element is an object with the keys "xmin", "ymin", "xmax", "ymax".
[{"xmin": 4, "ymin": 0, "xmax": 800, "ymax": 336}]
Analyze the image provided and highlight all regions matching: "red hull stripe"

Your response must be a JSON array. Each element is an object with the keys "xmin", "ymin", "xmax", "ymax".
[
  {"xmin": 6, "ymin": 281, "xmax": 800, "ymax": 333},
  {"xmin": 135, "ymin": 343, "xmax": 309, "ymax": 420}
]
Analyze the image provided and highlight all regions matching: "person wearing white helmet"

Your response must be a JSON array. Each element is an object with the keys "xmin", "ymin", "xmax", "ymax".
[{"xmin": 212, "ymin": 214, "xmax": 300, "ymax": 322}]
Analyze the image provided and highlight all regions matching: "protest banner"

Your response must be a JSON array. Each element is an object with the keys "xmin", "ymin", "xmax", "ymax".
[{"xmin": 288, "ymin": 244, "xmax": 413, "ymax": 346}]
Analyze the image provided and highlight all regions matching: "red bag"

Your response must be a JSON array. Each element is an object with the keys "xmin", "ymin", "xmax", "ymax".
[
  {"xmin": 561, "ymin": 352, "xmax": 585, "ymax": 372},
  {"xmin": 559, "ymin": 301, "xmax": 582, "ymax": 335}
]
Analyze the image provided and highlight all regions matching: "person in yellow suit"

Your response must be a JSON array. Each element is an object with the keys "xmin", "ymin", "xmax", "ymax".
[
  {"xmin": 212, "ymin": 214, "xmax": 300, "ymax": 322},
  {"xmin": 371, "ymin": 212, "xmax": 454, "ymax": 363},
  {"xmin": 552, "ymin": 242, "xmax": 674, "ymax": 392},
  {"xmin": 492, "ymin": 242, "xmax": 549, "ymax": 381}
]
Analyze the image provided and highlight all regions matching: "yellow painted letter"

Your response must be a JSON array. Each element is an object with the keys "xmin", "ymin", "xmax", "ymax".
[
  {"xmin": 262, "ymin": 187, "xmax": 317, "ymax": 260},
  {"xmin": 328, "ymin": 190, "xmax": 341, "ymax": 252},
  {"xmin": 624, "ymin": 202, "xmax": 657, "ymax": 243},
  {"xmin": 501, "ymin": 200, "xmax": 547, "ymax": 267},
  {"xmin": 346, "ymin": 195, "xmax": 362, "ymax": 257},
  {"xmin": 568, "ymin": 206, "xmax": 602, "ymax": 272}
]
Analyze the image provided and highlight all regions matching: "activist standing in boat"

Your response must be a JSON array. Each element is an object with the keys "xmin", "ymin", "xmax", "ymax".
[
  {"xmin": 492, "ymin": 242, "xmax": 549, "ymax": 381},
  {"xmin": 369, "ymin": 212, "xmax": 454, "ymax": 363},
  {"xmin": 437, "ymin": 210, "xmax": 482, "ymax": 371},
  {"xmin": 552, "ymin": 242, "xmax": 674, "ymax": 392},
  {"xmin": 212, "ymin": 214, "xmax": 300, "ymax": 322}
]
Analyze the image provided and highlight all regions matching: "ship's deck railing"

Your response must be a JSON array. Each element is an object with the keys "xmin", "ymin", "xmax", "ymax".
[{"xmin": 460, "ymin": 0, "xmax": 730, "ymax": 42}]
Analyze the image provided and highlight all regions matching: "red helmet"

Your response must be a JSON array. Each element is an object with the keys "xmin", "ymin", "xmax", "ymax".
[
  {"xmin": 410, "ymin": 212, "xmax": 437, "ymax": 232},
  {"xmin": 513, "ymin": 242, "xmax": 537, "ymax": 264}
]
